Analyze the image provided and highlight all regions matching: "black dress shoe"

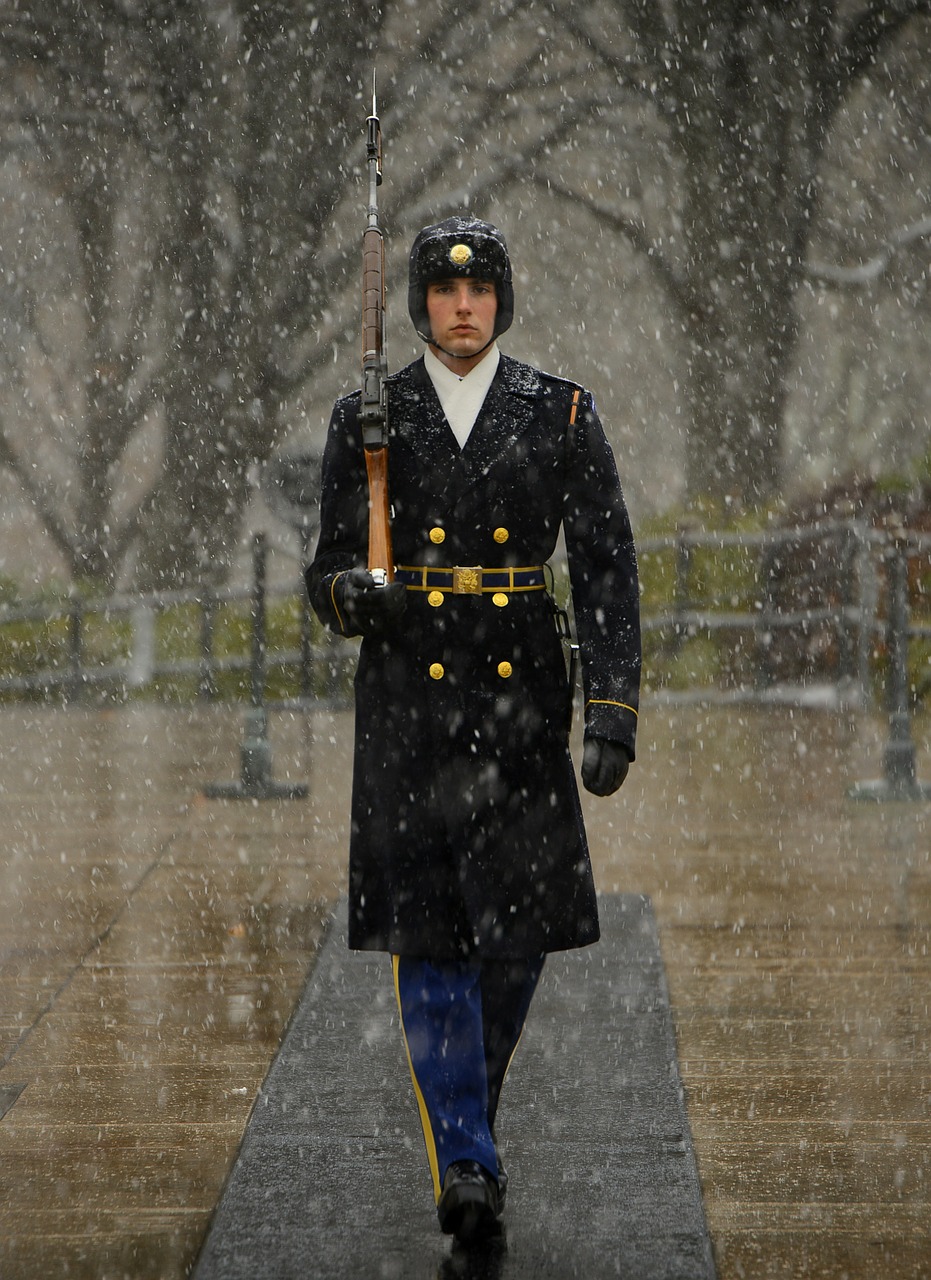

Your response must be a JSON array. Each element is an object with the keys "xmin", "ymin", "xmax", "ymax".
[
  {"xmin": 437, "ymin": 1160, "xmax": 499, "ymax": 1243},
  {"xmin": 496, "ymin": 1157, "xmax": 508, "ymax": 1214}
]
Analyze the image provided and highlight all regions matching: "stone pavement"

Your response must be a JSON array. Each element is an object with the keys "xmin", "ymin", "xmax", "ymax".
[
  {"xmin": 0, "ymin": 701, "xmax": 929, "ymax": 1278},
  {"xmin": 192, "ymin": 894, "xmax": 715, "ymax": 1280}
]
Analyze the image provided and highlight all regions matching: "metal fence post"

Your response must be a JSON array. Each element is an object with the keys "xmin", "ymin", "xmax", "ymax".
[
  {"xmin": 849, "ymin": 530, "xmax": 930, "ymax": 801},
  {"xmin": 754, "ymin": 534, "xmax": 780, "ymax": 691},
  {"xmin": 299, "ymin": 524, "xmax": 314, "ymax": 701},
  {"xmin": 836, "ymin": 521, "xmax": 858, "ymax": 688},
  {"xmin": 853, "ymin": 520, "xmax": 876, "ymax": 708},
  {"xmin": 249, "ymin": 532, "xmax": 267, "ymax": 711},
  {"xmin": 204, "ymin": 533, "xmax": 308, "ymax": 800},
  {"xmin": 198, "ymin": 585, "xmax": 218, "ymax": 702},
  {"xmin": 669, "ymin": 520, "xmax": 694, "ymax": 658},
  {"xmin": 65, "ymin": 597, "xmax": 84, "ymax": 704}
]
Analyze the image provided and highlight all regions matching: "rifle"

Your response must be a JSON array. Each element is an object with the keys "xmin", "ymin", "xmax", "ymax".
[{"xmin": 360, "ymin": 78, "xmax": 394, "ymax": 586}]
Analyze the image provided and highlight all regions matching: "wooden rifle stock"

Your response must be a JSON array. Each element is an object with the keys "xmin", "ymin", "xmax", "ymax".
[{"xmin": 364, "ymin": 445, "xmax": 393, "ymax": 580}]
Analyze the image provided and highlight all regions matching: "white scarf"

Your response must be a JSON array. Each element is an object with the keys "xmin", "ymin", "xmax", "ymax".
[{"xmin": 423, "ymin": 343, "xmax": 500, "ymax": 450}]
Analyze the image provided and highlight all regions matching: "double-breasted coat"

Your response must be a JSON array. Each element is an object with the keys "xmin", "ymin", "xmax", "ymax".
[{"xmin": 306, "ymin": 353, "xmax": 640, "ymax": 959}]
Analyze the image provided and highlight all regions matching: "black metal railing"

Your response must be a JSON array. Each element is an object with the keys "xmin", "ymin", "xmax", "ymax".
[
  {"xmin": 2, "ymin": 519, "xmax": 929, "ymax": 713},
  {"xmin": 3, "ymin": 520, "xmax": 928, "ymax": 800},
  {"xmin": 0, "ymin": 533, "xmax": 352, "ymax": 708},
  {"xmin": 637, "ymin": 519, "xmax": 930, "ymax": 707}
]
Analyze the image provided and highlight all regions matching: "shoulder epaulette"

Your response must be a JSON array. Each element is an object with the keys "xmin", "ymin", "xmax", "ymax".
[{"xmin": 537, "ymin": 368, "xmax": 584, "ymax": 394}]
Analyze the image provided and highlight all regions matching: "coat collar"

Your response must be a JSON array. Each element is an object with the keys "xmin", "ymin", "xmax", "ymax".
[
  {"xmin": 409, "ymin": 353, "xmax": 545, "ymax": 398},
  {"xmin": 390, "ymin": 353, "xmax": 546, "ymax": 405},
  {"xmin": 390, "ymin": 355, "xmax": 543, "ymax": 509}
]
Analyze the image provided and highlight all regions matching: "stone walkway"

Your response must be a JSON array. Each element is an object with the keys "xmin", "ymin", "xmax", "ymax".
[
  {"xmin": 191, "ymin": 894, "xmax": 715, "ymax": 1280},
  {"xmin": 0, "ymin": 702, "xmax": 928, "ymax": 1278}
]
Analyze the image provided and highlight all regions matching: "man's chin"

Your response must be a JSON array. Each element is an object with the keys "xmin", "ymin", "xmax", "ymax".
[{"xmin": 444, "ymin": 339, "xmax": 483, "ymax": 359}]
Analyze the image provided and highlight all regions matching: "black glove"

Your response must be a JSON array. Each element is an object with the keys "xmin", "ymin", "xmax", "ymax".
[
  {"xmin": 338, "ymin": 567, "xmax": 407, "ymax": 635},
  {"xmin": 581, "ymin": 736, "xmax": 630, "ymax": 796}
]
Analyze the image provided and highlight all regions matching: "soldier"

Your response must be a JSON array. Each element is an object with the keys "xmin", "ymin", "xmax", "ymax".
[{"xmin": 306, "ymin": 215, "xmax": 640, "ymax": 1244}]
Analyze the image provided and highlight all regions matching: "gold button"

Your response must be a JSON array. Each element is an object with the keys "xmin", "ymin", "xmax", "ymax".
[
  {"xmin": 429, "ymin": 663, "xmax": 445, "ymax": 680},
  {"xmin": 428, "ymin": 590, "xmax": 444, "ymax": 607},
  {"xmin": 492, "ymin": 592, "xmax": 509, "ymax": 608},
  {"xmin": 493, "ymin": 527, "xmax": 509, "ymax": 544},
  {"xmin": 497, "ymin": 661, "xmax": 513, "ymax": 678},
  {"xmin": 429, "ymin": 527, "xmax": 446, "ymax": 544}
]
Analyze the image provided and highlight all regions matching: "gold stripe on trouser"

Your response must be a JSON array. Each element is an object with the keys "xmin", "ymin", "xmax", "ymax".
[
  {"xmin": 392, "ymin": 955, "xmax": 442, "ymax": 1203},
  {"xmin": 498, "ymin": 1032, "xmax": 524, "ymax": 1108}
]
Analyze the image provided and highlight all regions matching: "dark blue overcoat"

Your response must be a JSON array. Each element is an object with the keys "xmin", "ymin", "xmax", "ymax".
[{"xmin": 307, "ymin": 354, "xmax": 640, "ymax": 959}]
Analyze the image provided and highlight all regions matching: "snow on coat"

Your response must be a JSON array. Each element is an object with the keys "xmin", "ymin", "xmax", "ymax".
[{"xmin": 306, "ymin": 354, "xmax": 640, "ymax": 958}]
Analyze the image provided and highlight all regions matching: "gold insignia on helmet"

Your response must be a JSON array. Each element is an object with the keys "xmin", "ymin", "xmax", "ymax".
[{"xmin": 449, "ymin": 243, "xmax": 473, "ymax": 267}]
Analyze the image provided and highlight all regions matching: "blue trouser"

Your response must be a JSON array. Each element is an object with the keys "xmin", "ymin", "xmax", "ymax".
[{"xmin": 393, "ymin": 954, "xmax": 544, "ymax": 1203}]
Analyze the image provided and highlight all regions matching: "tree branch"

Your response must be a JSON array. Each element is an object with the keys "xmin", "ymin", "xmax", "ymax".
[
  {"xmin": 0, "ymin": 427, "xmax": 78, "ymax": 563},
  {"xmin": 833, "ymin": 1, "xmax": 931, "ymax": 105},
  {"xmin": 527, "ymin": 172, "xmax": 699, "ymax": 319},
  {"xmin": 552, "ymin": 1, "xmax": 675, "ymax": 122},
  {"xmin": 807, "ymin": 213, "xmax": 931, "ymax": 286}
]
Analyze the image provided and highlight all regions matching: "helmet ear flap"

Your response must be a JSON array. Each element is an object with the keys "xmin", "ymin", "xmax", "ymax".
[
  {"xmin": 493, "ymin": 277, "xmax": 514, "ymax": 340},
  {"xmin": 408, "ymin": 216, "xmax": 514, "ymax": 342},
  {"xmin": 407, "ymin": 280, "xmax": 433, "ymax": 344}
]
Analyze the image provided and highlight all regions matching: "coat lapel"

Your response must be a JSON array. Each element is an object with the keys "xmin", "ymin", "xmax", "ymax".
[
  {"xmin": 443, "ymin": 356, "xmax": 542, "ymax": 509},
  {"xmin": 389, "ymin": 355, "xmax": 544, "ymax": 512},
  {"xmin": 388, "ymin": 358, "xmax": 461, "ymax": 480}
]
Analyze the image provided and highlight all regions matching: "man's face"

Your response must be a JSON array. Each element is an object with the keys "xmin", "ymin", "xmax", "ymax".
[{"xmin": 426, "ymin": 277, "xmax": 497, "ymax": 371}]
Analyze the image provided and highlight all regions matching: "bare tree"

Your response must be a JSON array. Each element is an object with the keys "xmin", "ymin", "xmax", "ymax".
[
  {"xmin": 536, "ymin": 0, "xmax": 931, "ymax": 504},
  {"xmin": 2, "ymin": 0, "xmax": 930, "ymax": 592},
  {"xmin": 132, "ymin": 0, "xmax": 379, "ymax": 588},
  {"xmin": 286, "ymin": 0, "xmax": 931, "ymax": 512},
  {"xmin": 0, "ymin": 5, "xmax": 170, "ymax": 584},
  {"xmin": 0, "ymin": 0, "xmax": 374, "ymax": 588}
]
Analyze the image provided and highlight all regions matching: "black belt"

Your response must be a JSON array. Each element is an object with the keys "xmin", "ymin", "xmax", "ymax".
[{"xmin": 395, "ymin": 565, "xmax": 546, "ymax": 595}]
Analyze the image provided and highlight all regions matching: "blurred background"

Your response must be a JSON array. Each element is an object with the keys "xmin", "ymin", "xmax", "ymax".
[{"xmin": 1, "ymin": 0, "xmax": 930, "ymax": 596}]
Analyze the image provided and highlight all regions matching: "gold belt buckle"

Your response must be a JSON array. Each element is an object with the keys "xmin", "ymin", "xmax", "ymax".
[{"xmin": 452, "ymin": 566, "xmax": 481, "ymax": 594}]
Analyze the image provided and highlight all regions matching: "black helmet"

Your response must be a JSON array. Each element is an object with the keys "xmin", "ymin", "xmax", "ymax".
[{"xmin": 408, "ymin": 215, "xmax": 514, "ymax": 344}]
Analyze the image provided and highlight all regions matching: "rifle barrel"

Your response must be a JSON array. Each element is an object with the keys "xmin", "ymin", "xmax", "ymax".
[{"xmin": 360, "ymin": 85, "xmax": 393, "ymax": 582}]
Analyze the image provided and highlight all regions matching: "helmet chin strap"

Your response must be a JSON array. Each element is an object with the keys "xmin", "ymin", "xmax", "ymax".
[{"xmin": 425, "ymin": 335, "xmax": 496, "ymax": 362}]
